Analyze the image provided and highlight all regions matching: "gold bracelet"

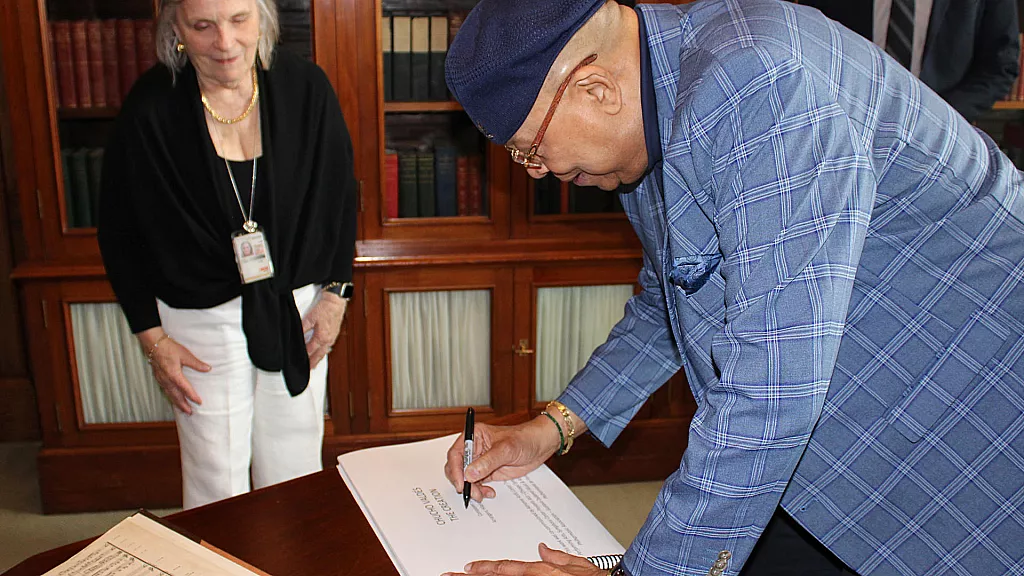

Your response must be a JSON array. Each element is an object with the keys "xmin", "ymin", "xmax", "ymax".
[
  {"xmin": 547, "ymin": 400, "xmax": 575, "ymax": 455},
  {"xmin": 145, "ymin": 334, "xmax": 171, "ymax": 364}
]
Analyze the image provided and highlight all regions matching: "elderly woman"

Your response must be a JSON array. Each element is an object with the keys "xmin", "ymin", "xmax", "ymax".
[{"xmin": 97, "ymin": 0, "xmax": 357, "ymax": 509}]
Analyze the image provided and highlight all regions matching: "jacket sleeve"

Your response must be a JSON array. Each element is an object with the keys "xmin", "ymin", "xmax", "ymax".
[
  {"xmin": 622, "ymin": 49, "xmax": 875, "ymax": 575},
  {"xmin": 938, "ymin": 0, "xmax": 1020, "ymax": 122},
  {"xmin": 557, "ymin": 242, "xmax": 684, "ymax": 444},
  {"xmin": 97, "ymin": 114, "xmax": 161, "ymax": 334}
]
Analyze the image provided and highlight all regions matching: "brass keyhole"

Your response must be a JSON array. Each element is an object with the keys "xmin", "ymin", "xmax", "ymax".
[{"xmin": 514, "ymin": 339, "xmax": 535, "ymax": 356}]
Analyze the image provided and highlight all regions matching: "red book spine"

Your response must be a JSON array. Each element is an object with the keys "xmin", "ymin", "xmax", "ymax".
[
  {"xmin": 101, "ymin": 20, "xmax": 121, "ymax": 107},
  {"xmin": 116, "ymin": 19, "xmax": 138, "ymax": 98},
  {"xmin": 85, "ymin": 20, "xmax": 107, "ymax": 108},
  {"xmin": 51, "ymin": 22, "xmax": 77, "ymax": 108},
  {"xmin": 385, "ymin": 152, "xmax": 400, "ymax": 219},
  {"xmin": 54, "ymin": 21, "xmax": 78, "ymax": 108},
  {"xmin": 70, "ymin": 20, "xmax": 92, "ymax": 108},
  {"xmin": 456, "ymin": 156, "xmax": 469, "ymax": 216},
  {"xmin": 468, "ymin": 156, "xmax": 481, "ymax": 216},
  {"xmin": 135, "ymin": 20, "xmax": 156, "ymax": 74}
]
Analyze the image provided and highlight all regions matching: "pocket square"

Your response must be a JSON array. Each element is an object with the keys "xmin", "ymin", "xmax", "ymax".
[{"xmin": 668, "ymin": 253, "xmax": 722, "ymax": 295}]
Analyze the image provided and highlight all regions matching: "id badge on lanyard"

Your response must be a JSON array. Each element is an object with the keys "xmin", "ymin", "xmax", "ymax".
[
  {"xmin": 216, "ymin": 86, "xmax": 273, "ymax": 285},
  {"xmin": 231, "ymin": 225, "xmax": 275, "ymax": 284}
]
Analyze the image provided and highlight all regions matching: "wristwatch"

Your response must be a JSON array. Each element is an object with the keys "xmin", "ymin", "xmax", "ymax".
[
  {"xmin": 608, "ymin": 563, "xmax": 627, "ymax": 576},
  {"xmin": 322, "ymin": 281, "xmax": 354, "ymax": 299}
]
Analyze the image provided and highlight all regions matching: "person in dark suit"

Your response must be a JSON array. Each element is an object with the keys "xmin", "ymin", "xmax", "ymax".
[{"xmin": 801, "ymin": 0, "xmax": 1020, "ymax": 122}]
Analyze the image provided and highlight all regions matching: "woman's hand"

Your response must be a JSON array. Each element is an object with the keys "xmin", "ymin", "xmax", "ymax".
[
  {"xmin": 138, "ymin": 327, "xmax": 210, "ymax": 415},
  {"xmin": 302, "ymin": 291, "xmax": 347, "ymax": 368},
  {"xmin": 442, "ymin": 543, "xmax": 608, "ymax": 576},
  {"xmin": 444, "ymin": 415, "xmax": 563, "ymax": 502}
]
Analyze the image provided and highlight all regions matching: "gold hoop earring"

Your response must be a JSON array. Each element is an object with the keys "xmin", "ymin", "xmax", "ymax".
[{"xmin": 176, "ymin": 42, "xmax": 185, "ymax": 53}]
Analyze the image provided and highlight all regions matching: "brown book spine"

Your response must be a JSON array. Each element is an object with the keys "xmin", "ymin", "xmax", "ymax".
[
  {"xmin": 116, "ymin": 19, "xmax": 138, "ymax": 98},
  {"xmin": 85, "ymin": 20, "xmax": 107, "ymax": 108},
  {"xmin": 47, "ymin": 23, "xmax": 60, "ymax": 106},
  {"xmin": 468, "ymin": 156, "xmax": 482, "ymax": 216},
  {"xmin": 70, "ymin": 20, "xmax": 92, "ymax": 108},
  {"xmin": 448, "ymin": 11, "xmax": 467, "ymax": 47},
  {"xmin": 1017, "ymin": 35, "xmax": 1024, "ymax": 101},
  {"xmin": 101, "ymin": 20, "xmax": 121, "ymax": 107},
  {"xmin": 135, "ymin": 20, "xmax": 156, "ymax": 74},
  {"xmin": 51, "ymin": 22, "xmax": 78, "ymax": 108},
  {"xmin": 385, "ymin": 151, "xmax": 399, "ymax": 219},
  {"xmin": 456, "ymin": 156, "xmax": 469, "ymax": 216}
]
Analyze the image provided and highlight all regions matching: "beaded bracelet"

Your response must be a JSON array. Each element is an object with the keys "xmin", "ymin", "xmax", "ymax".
[
  {"xmin": 547, "ymin": 400, "xmax": 576, "ymax": 455},
  {"xmin": 540, "ymin": 410, "xmax": 565, "ymax": 455}
]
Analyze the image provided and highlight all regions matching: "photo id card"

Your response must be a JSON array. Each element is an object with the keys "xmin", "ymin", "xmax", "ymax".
[{"xmin": 231, "ymin": 228, "xmax": 275, "ymax": 284}]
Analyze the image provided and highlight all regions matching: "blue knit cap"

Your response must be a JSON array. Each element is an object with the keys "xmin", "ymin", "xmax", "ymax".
[{"xmin": 445, "ymin": 0, "xmax": 606, "ymax": 145}]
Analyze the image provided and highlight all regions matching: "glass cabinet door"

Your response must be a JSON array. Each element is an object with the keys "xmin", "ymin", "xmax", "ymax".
[
  {"xmin": 362, "ymin": 266, "xmax": 514, "ymax": 433},
  {"xmin": 533, "ymin": 175, "xmax": 625, "ymax": 216},
  {"xmin": 389, "ymin": 289, "xmax": 491, "ymax": 409},
  {"xmin": 534, "ymin": 284, "xmax": 633, "ymax": 402},
  {"xmin": 375, "ymin": 1, "xmax": 510, "ymax": 239},
  {"xmin": 70, "ymin": 302, "xmax": 171, "ymax": 424},
  {"xmin": 44, "ymin": 0, "xmax": 157, "ymax": 232}
]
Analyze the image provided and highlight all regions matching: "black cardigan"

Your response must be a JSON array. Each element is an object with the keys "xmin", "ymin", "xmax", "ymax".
[{"xmin": 98, "ymin": 51, "xmax": 357, "ymax": 396}]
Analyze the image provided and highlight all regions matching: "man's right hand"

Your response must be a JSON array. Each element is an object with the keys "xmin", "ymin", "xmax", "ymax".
[
  {"xmin": 444, "ymin": 415, "xmax": 563, "ymax": 503},
  {"xmin": 137, "ymin": 327, "xmax": 211, "ymax": 415}
]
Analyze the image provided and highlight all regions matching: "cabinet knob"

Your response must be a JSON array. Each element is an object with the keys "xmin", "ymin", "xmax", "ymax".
[{"xmin": 514, "ymin": 339, "xmax": 534, "ymax": 356}]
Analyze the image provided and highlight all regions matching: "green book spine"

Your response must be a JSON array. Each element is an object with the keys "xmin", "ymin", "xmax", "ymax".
[
  {"xmin": 397, "ymin": 151, "xmax": 419, "ymax": 217},
  {"xmin": 87, "ymin": 148, "xmax": 105, "ymax": 225},
  {"xmin": 416, "ymin": 150, "xmax": 436, "ymax": 217},
  {"xmin": 428, "ymin": 16, "xmax": 448, "ymax": 101},
  {"xmin": 68, "ymin": 148, "xmax": 92, "ymax": 227},
  {"xmin": 60, "ymin": 148, "xmax": 76, "ymax": 228},
  {"xmin": 392, "ymin": 16, "xmax": 412, "ymax": 101},
  {"xmin": 410, "ymin": 16, "xmax": 430, "ymax": 101}
]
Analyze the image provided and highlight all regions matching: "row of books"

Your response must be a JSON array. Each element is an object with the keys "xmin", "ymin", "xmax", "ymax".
[
  {"xmin": 60, "ymin": 147, "xmax": 104, "ymax": 228},
  {"xmin": 1004, "ymin": 34, "xmax": 1024, "ymax": 102},
  {"xmin": 49, "ymin": 19, "xmax": 156, "ymax": 110},
  {"xmin": 381, "ymin": 12, "xmax": 465, "ymax": 102},
  {"xmin": 384, "ymin": 147, "xmax": 485, "ymax": 218}
]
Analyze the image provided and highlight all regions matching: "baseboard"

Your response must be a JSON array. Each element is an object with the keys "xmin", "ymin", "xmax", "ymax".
[
  {"xmin": 37, "ymin": 444, "xmax": 182, "ymax": 514},
  {"xmin": 0, "ymin": 377, "xmax": 40, "ymax": 441}
]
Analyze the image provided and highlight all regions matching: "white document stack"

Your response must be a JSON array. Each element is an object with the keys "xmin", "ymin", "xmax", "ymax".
[{"xmin": 337, "ymin": 434, "xmax": 625, "ymax": 576}]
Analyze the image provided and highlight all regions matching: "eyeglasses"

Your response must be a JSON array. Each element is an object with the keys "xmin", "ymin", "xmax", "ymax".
[{"xmin": 505, "ymin": 54, "xmax": 598, "ymax": 171}]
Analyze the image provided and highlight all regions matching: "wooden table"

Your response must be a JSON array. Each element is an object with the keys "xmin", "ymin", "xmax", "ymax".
[{"xmin": 2, "ymin": 469, "xmax": 398, "ymax": 576}]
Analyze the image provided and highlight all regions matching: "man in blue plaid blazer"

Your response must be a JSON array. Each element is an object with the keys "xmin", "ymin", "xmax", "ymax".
[{"xmin": 442, "ymin": 0, "xmax": 1024, "ymax": 574}]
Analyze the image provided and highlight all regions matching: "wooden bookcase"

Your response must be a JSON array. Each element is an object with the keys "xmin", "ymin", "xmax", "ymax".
[{"xmin": 0, "ymin": 0, "xmax": 695, "ymax": 513}]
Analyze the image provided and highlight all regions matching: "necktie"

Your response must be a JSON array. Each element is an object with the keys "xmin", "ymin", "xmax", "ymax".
[{"xmin": 886, "ymin": 0, "xmax": 914, "ymax": 69}]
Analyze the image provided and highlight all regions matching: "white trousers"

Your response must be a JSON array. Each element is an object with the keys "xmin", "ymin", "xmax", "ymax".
[{"xmin": 157, "ymin": 284, "xmax": 327, "ymax": 509}]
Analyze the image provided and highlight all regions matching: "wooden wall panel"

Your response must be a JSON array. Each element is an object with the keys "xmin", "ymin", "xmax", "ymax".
[{"xmin": 0, "ymin": 32, "xmax": 39, "ymax": 441}]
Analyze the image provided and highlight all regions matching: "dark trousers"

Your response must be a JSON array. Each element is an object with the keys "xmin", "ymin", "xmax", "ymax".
[{"xmin": 740, "ymin": 508, "xmax": 858, "ymax": 576}]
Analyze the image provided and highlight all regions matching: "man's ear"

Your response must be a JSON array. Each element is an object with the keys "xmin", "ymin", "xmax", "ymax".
[{"xmin": 575, "ymin": 68, "xmax": 622, "ymax": 114}]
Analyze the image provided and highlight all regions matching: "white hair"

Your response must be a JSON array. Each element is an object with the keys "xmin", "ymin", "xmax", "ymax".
[{"xmin": 155, "ymin": 0, "xmax": 279, "ymax": 79}]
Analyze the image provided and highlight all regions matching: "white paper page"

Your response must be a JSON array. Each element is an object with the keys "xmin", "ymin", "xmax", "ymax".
[
  {"xmin": 337, "ymin": 434, "xmax": 624, "ymax": 576},
  {"xmin": 44, "ymin": 513, "xmax": 262, "ymax": 576}
]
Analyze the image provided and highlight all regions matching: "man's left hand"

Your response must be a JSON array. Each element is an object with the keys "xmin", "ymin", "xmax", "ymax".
[
  {"xmin": 301, "ymin": 291, "xmax": 347, "ymax": 368},
  {"xmin": 442, "ymin": 544, "xmax": 608, "ymax": 576}
]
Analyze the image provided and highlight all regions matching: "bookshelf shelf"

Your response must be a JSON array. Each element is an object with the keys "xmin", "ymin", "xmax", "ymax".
[
  {"xmin": 993, "ymin": 101, "xmax": 1024, "ymax": 110},
  {"xmin": 384, "ymin": 101, "xmax": 463, "ymax": 113}
]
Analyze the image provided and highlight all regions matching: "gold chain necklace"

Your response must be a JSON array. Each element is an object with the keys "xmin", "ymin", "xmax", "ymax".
[{"xmin": 201, "ymin": 66, "xmax": 259, "ymax": 125}]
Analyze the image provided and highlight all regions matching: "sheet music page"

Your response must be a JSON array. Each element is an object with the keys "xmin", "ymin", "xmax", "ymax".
[
  {"xmin": 44, "ymin": 513, "xmax": 262, "ymax": 576},
  {"xmin": 337, "ymin": 434, "xmax": 624, "ymax": 576}
]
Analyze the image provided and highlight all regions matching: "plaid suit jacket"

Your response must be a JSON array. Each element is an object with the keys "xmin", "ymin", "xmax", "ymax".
[{"xmin": 558, "ymin": 1, "xmax": 1024, "ymax": 574}]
